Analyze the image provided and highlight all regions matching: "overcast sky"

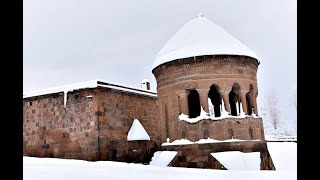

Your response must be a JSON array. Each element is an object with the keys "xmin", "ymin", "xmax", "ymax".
[{"xmin": 23, "ymin": 0, "xmax": 297, "ymax": 126}]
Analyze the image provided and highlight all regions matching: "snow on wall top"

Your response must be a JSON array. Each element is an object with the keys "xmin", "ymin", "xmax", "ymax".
[
  {"xmin": 127, "ymin": 119, "xmax": 150, "ymax": 141},
  {"xmin": 152, "ymin": 13, "xmax": 259, "ymax": 70},
  {"xmin": 23, "ymin": 79, "xmax": 157, "ymax": 99}
]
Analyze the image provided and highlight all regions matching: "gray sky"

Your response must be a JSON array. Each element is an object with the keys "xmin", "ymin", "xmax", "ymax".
[{"xmin": 23, "ymin": 0, "xmax": 296, "ymax": 126}]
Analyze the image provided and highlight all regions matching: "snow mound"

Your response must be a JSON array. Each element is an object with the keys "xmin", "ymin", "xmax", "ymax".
[
  {"xmin": 149, "ymin": 151, "xmax": 178, "ymax": 167},
  {"xmin": 211, "ymin": 151, "xmax": 260, "ymax": 170},
  {"xmin": 127, "ymin": 119, "xmax": 150, "ymax": 141},
  {"xmin": 152, "ymin": 14, "xmax": 258, "ymax": 70}
]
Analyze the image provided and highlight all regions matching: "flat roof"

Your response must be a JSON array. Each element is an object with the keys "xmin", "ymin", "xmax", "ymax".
[{"xmin": 23, "ymin": 79, "xmax": 157, "ymax": 99}]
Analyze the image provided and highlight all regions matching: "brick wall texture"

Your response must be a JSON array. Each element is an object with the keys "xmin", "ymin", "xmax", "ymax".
[
  {"xmin": 162, "ymin": 141, "xmax": 275, "ymax": 170},
  {"xmin": 23, "ymin": 87, "xmax": 160, "ymax": 161}
]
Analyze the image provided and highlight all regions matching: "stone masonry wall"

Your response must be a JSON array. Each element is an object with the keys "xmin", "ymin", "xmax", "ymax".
[
  {"xmin": 172, "ymin": 117, "xmax": 265, "ymax": 142},
  {"xmin": 23, "ymin": 87, "xmax": 161, "ymax": 162},
  {"xmin": 162, "ymin": 141, "xmax": 275, "ymax": 170},
  {"xmin": 23, "ymin": 89, "xmax": 99, "ymax": 160},
  {"xmin": 94, "ymin": 87, "xmax": 160, "ymax": 162},
  {"xmin": 152, "ymin": 55, "xmax": 262, "ymax": 142}
]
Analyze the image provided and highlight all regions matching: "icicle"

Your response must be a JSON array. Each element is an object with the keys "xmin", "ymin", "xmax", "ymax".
[{"xmin": 63, "ymin": 90, "xmax": 68, "ymax": 108}]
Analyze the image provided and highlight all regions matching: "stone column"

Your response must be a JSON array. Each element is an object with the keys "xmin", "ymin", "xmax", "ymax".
[
  {"xmin": 221, "ymin": 93, "xmax": 231, "ymax": 113},
  {"xmin": 239, "ymin": 90, "xmax": 249, "ymax": 114},
  {"xmin": 197, "ymin": 89, "xmax": 209, "ymax": 113},
  {"xmin": 218, "ymin": 83, "xmax": 232, "ymax": 114},
  {"xmin": 176, "ymin": 90, "xmax": 189, "ymax": 116}
]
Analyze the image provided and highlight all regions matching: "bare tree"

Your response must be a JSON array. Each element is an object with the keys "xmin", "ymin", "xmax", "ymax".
[
  {"xmin": 289, "ymin": 86, "xmax": 297, "ymax": 134},
  {"xmin": 266, "ymin": 90, "xmax": 281, "ymax": 130}
]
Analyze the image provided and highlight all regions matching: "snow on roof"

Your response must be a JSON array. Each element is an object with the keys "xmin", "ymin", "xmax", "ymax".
[
  {"xmin": 210, "ymin": 151, "xmax": 260, "ymax": 170},
  {"xmin": 149, "ymin": 151, "xmax": 178, "ymax": 167},
  {"xmin": 152, "ymin": 14, "xmax": 259, "ymax": 70},
  {"xmin": 127, "ymin": 119, "xmax": 150, "ymax": 141},
  {"xmin": 23, "ymin": 79, "xmax": 157, "ymax": 99}
]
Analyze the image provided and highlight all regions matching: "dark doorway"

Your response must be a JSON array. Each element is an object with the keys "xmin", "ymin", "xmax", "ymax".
[
  {"xmin": 188, "ymin": 90, "xmax": 201, "ymax": 118},
  {"xmin": 208, "ymin": 85, "xmax": 221, "ymax": 117},
  {"xmin": 108, "ymin": 150, "xmax": 117, "ymax": 161}
]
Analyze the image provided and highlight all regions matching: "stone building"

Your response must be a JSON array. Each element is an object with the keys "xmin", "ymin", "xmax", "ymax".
[
  {"xmin": 151, "ymin": 14, "xmax": 273, "ymax": 169},
  {"xmin": 23, "ymin": 14, "xmax": 274, "ymax": 169},
  {"xmin": 23, "ymin": 80, "xmax": 161, "ymax": 162}
]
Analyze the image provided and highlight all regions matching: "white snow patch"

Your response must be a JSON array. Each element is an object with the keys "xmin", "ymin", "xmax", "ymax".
[
  {"xmin": 178, "ymin": 99, "xmax": 259, "ymax": 123},
  {"xmin": 267, "ymin": 142, "xmax": 297, "ymax": 171},
  {"xmin": 162, "ymin": 138, "xmax": 261, "ymax": 146},
  {"xmin": 200, "ymin": 105, "xmax": 209, "ymax": 116},
  {"xmin": 220, "ymin": 99, "xmax": 230, "ymax": 117},
  {"xmin": 98, "ymin": 84, "xmax": 156, "ymax": 97},
  {"xmin": 179, "ymin": 102, "xmax": 257, "ymax": 123},
  {"xmin": 23, "ymin": 156, "xmax": 295, "ymax": 180},
  {"xmin": 149, "ymin": 151, "xmax": 178, "ymax": 167},
  {"xmin": 211, "ymin": 151, "xmax": 260, "ymax": 170},
  {"xmin": 127, "ymin": 119, "xmax": 150, "ymax": 141},
  {"xmin": 238, "ymin": 102, "xmax": 246, "ymax": 117},
  {"xmin": 162, "ymin": 139, "xmax": 193, "ymax": 146},
  {"xmin": 152, "ymin": 14, "xmax": 258, "ymax": 70}
]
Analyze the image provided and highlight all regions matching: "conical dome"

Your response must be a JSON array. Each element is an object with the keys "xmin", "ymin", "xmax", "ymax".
[{"xmin": 152, "ymin": 14, "xmax": 258, "ymax": 70}]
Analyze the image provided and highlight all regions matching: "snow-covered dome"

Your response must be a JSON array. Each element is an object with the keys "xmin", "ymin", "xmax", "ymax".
[{"xmin": 152, "ymin": 14, "xmax": 258, "ymax": 70}]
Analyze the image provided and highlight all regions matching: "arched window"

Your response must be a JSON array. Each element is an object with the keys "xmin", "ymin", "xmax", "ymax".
[
  {"xmin": 188, "ymin": 90, "xmax": 201, "ymax": 118},
  {"xmin": 208, "ymin": 84, "xmax": 221, "ymax": 117}
]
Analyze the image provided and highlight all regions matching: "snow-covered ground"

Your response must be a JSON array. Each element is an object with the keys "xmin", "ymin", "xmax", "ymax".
[
  {"xmin": 23, "ymin": 142, "xmax": 296, "ymax": 180},
  {"xmin": 267, "ymin": 142, "xmax": 297, "ymax": 171}
]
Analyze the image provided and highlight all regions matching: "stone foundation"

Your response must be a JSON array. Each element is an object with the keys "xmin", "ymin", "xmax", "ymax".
[{"xmin": 162, "ymin": 141, "xmax": 275, "ymax": 170}]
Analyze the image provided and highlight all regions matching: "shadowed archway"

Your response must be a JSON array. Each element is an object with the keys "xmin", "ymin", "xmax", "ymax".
[
  {"xmin": 208, "ymin": 84, "xmax": 221, "ymax": 117},
  {"xmin": 188, "ymin": 90, "xmax": 201, "ymax": 118}
]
